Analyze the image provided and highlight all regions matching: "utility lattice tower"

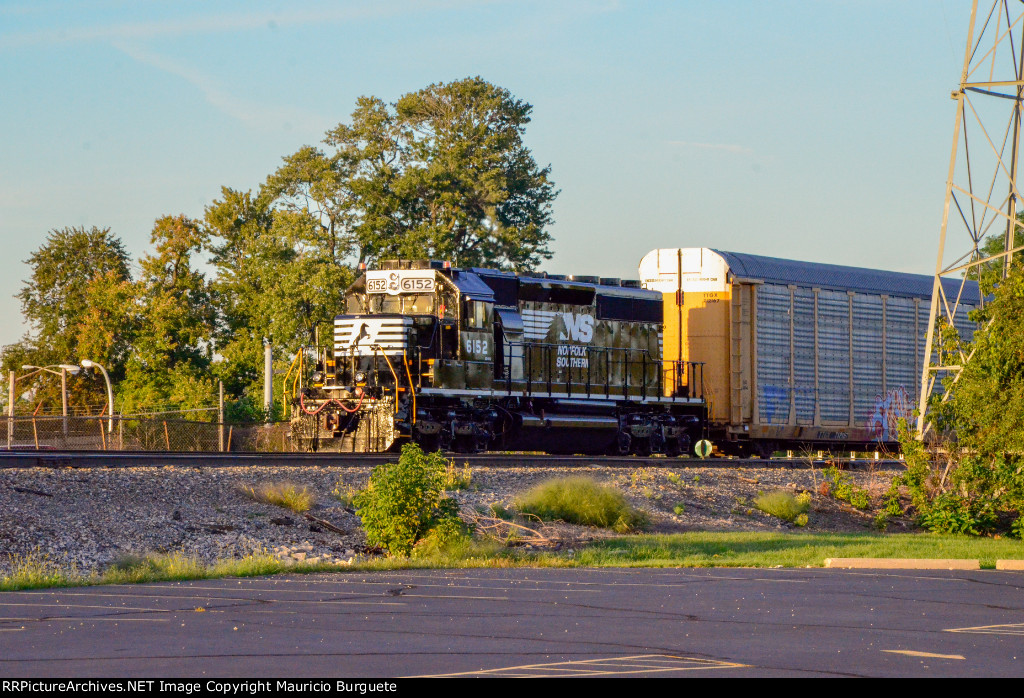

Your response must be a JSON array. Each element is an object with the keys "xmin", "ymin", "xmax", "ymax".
[{"xmin": 918, "ymin": 0, "xmax": 1024, "ymax": 434}]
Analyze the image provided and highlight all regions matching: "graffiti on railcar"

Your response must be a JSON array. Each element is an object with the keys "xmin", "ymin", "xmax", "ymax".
[{"xmin": 867, "ymin": 386, "xmax": 911, "ymax": 441}]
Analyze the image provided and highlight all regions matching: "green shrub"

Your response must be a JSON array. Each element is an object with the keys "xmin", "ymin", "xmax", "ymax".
[
  {"xmin": 883, "ymin": 476, "xmax": 905, "ymax": 517},
  {"xmin": 673, "ymin": 503, "xmax": 686, "ymax": 515},
  {"xmin": 1012, "ymin": 516, "xmax": 1024, "ymax": 540},
  {"xmin": 241, "ymin": 481, "xmax": 314, "ymax": 513},
  {"xmin": 823, "ymin": 466, "xmax": 871, "ymax": 510},
  {"xmin": 515, "ymin": 477, "xmax": 649, "ymax": 533},
  {"xmin": 918, "ymin": 493, "xmax": 997, "ymax": 535},
  {"xmin": 753, "ymin": 490, "xmax": 810, "ymax": 524},
  {"xmin": 353, "ymin": 443, "xmax": 462, "ymax": 556}
]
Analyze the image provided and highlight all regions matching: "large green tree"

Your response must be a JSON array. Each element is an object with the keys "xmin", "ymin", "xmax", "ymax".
[
  {"xmin": 272, "ymin": 77, "xmax": 558, "ymax": 271},
  {"xmin": 118, "ymin": 215, "xmax": 218, "ymax": 413},
  {"xmin": 6, "ymin": 226, "xmax": 133, "ymax": 412},
  {"xmin": 917, "ymin": 261, "xmax": 1024, "ymax": 532},
  {"xmin": 16, "ymin": 226, "xmax": 132, "ymax": 359}
]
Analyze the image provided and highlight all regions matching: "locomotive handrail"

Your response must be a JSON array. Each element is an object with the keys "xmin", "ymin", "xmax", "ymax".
[{"xmin": 497, "ymin": 340, "xmax": 665, "ymax": 399}]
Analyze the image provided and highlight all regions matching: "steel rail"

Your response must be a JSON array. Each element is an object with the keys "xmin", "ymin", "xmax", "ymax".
[{"xmin": 0, "ymin": 449, "xmax": 905, "ymax": 470}]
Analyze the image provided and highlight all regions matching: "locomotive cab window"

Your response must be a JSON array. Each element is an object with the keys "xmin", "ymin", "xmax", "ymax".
[
  {"xmin": 464, "ymin": 300, "xmax": 489, "ymax": 328},
  {"xmin": 372, "ymin": 294, "xmax": 435, "ymax": 315},
  {"xmin": 405, "ymin": 294, "xmax": 435, "ymax": 315}
]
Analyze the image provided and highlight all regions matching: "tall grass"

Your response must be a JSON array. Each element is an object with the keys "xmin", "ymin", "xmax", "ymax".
[
  {"xmin": 240, "ymin": 481, "xmax": 315, "ymax": 512},
  {"xmin": 754, "ymin": 490, "xmax": 811, "ymax": 525},
  {"xmin": 1, "ymin": 551, "xmax": 80, "ymax": 591},
  {"xmin": 515, "ymin": 477, "xmax": 649, "ymax": 532},
  {"xmin": 1, "ymin": 550, "xmax": 289, "ymax": 591}
]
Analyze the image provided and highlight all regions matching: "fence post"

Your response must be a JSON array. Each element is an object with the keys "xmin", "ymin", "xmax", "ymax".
[{"xmin": 219, "ymin": 381, "xmax": 225, "ymax": 453}]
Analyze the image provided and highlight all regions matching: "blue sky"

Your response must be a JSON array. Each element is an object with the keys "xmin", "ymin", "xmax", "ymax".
[{"xmin": 0, "ymin": 0, "xmax": 969, "ymax": 348}]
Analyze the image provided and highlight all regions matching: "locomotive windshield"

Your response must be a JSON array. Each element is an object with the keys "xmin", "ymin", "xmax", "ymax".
[{"xmin": 367, "ymin": 293, "xmax": 436, "ymax": 315}]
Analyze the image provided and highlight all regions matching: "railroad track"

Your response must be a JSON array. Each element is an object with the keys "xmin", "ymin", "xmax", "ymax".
[{"xmin": 0, "ymin": 449, "xmax": 904, "ymax": 469}]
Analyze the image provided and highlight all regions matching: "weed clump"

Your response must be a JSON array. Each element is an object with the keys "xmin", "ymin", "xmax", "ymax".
[
  {"xmin": 354, "ymin": 443, "xmax": 463, "ymax": 557},
  {"xmin": 1, "ymin": 550, "xmax": 78, "ymax": 591},
  {"xmin": 515, "ymin": 477, "xmax": 648, "ymax": 533},
  {"xmin": 240, "ymin": 481, "xmax": 315, "ymax": 513},
  {"xmin": 443, "ymin": 461, "xmax": 473, "ymax": 490},
  {"xmin": 753, "ymin": 490, "xmax": 811, "ymax": 525},
  {"xmin": 821, "ymin": 466, "xmax": 871, "ymax": 510}
]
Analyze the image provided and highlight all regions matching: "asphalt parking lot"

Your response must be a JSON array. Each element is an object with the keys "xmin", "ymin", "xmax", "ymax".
[{"xmin": 1, "ymin": 567, "xmax": 1022, "ymax": 677}]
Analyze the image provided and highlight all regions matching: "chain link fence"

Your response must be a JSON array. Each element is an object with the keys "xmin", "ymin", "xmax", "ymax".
[{"xmin": 0, "ymin": 415, "xmax": 293, "ymax": 452}]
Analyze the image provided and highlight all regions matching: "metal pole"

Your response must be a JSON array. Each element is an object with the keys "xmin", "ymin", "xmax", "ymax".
[
  {"xmin": 61, "ymin": 366, "xmax": 68, "ymax": 440},
  {"xmin": 100, "ymin": 365, "xmax": 114, "ymax": 434},
  {"xmin": 219, "ymin": 381, "xmax": 225, "ymax": 453},
  {"xmin": 7, "ymin": 370, "xmax": 14, "ymax": 449},
  {"xmin": 917, "ymin": 1, "xmax": 977, "ymax": 436},
  {"xmin": 264, "ymin": 339, "xmax": 273, "ymax": 422}
]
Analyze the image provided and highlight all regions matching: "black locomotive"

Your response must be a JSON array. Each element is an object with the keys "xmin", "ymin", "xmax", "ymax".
[{"xmin": 291, "ymin": 260, "xmax": 707, "ymax": 454}]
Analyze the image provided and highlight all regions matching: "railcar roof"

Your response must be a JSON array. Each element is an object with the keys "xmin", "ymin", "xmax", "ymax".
[{"xmin": 713, "ymin": 249, "xmax": 982, "ymax": 304}]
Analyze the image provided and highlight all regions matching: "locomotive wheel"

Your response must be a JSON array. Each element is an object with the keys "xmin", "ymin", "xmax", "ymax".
[
  {"xmin": 616, "ymin": 432, "xmax": 632, "ymax": 455},
  {"xmin": 413, "ymin": 433, "xmax": 440, "ymax": 453},
  {"xmin": 634, "ymin": 437, "xmax": 651, "ymax": 457},
  {"xmin": 677, "ymin": 434, "xmax": 692, "ymax": 457}
]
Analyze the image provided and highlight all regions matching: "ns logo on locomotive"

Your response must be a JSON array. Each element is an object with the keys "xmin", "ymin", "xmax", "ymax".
[{"xmin": 292, "ymin": 259, "xmax": 707, "ymax": 455}]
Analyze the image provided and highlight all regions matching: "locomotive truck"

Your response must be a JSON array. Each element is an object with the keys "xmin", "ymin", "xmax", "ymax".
[{"xmin": 291, "ymin": 259, "xmax": 707, "ymax": 454}]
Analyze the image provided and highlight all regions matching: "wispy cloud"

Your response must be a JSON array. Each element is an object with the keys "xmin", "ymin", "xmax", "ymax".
[
  {"xmin": 112, "ymin": 42, "xmax": 325, "ymax": 134},
  {"xmin": 0, "ymin": 1, "xmax": 490, "ymax": 50},
  {"xmin": 668, "ymin": 141, "xmax": 753, "ymax": 156}
]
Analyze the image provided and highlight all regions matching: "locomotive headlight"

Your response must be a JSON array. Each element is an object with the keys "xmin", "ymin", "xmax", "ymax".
[
  {"xmin": 354, "ymin": 371, "xmax": 367, "ymax": 383},
  {"xmin": 311, "ymin": 371, "xmax": 324, "ymax": 383}
]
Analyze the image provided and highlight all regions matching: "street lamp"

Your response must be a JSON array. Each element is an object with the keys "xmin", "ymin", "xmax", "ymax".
[
  {"xmin": 18, "ymin": 364, "xmax": 81, "ymax": 438},
  {"xmin": 79, "ymin": 359, "xmax": 114, "ymax": 433}
]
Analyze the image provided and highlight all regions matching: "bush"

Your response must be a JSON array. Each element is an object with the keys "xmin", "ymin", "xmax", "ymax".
[
  {"xmin": 515, "ymin": 477, "xmax": 648, "ymax": 533},
  {"xmin": 918, "ymin": 493, "xmax": 997, "ymax": 535},
  {"xmin": 753, "ymin": 490, "xmax": 810, "ymax": 525},
  {"xmin": 822, "ymin": 466, "xmax": 871, "ymax": 510},
  {"xmin": 240, "ymin": 481, "xmax": 314, "ymax": 513},
  {"xmin": 353, "ymin": 443, "xmax": 462, "ymax": 556}
]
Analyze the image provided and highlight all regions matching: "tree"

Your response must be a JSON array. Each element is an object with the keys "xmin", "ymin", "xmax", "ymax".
[
  {"xmin": 16, "ymin": 226, "xmax": 132, "ymax": 360},
  {"xmin": 5, "ymin": 226, "xmax": 133, "ymax": 412},
  {"xmin": 392, "ymin": 77, "xmax": 557, "ymax": 270},
  {"xmin": 272, "ymin": 77, "xmax": 558, "ymax": 271},
  {"xmin": 921, "ymin": 261, "xmax": 1024, "ymax": 533},
  {"xmin": 118, "ymin": 215, "xmax": 218, "ymax": 414}
]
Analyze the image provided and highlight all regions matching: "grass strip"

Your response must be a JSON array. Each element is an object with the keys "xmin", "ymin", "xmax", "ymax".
[
  {"xmin": 565, "ymin": 532, "xmax": 1024, "ymax": 569},
  {"xmin": 3, "ymin": 532, "xmax": 1022, "ymax": 592}
]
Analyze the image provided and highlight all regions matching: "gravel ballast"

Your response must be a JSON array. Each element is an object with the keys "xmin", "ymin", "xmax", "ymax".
[{"xmin": 0, "ymin": 461, "xmax": 903, "ymax": 575}]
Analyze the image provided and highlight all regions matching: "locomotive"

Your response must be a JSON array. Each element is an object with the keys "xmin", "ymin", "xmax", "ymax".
[{"xmin": 292, "ymin": 259, "xmax": 707, "ymax": 454}]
